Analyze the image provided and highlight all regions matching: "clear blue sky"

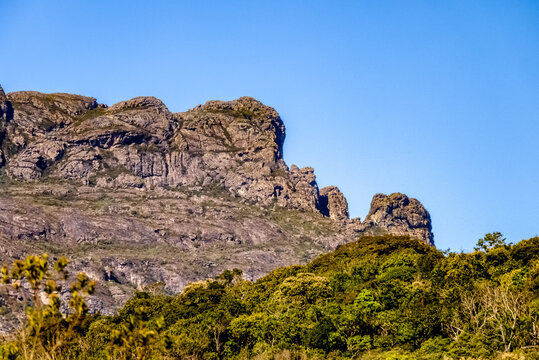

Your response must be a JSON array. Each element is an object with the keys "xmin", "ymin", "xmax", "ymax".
[{"xmin": 1, "ymin": 1, "xmax": 538, "ymax": 251}]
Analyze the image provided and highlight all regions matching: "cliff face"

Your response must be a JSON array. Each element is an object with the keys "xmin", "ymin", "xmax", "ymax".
[
  {"xmin": 0, "ymin": 86, "xmax": 13, "ymax": 167},
  {"xmin": 0, "ymin": 85, "xmax": 433, "ymax": 321},
  {"xmin": 319, "ymin": 186, "xmax": 349, "ymax": 222},
  {"xmin": 2, "ymin": 92, "xmax": 324, "ymax": 213}
]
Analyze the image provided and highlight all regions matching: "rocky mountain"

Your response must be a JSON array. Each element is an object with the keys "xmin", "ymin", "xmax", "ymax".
[{"xmin": 0, "ymin": 84, "xmax": 433, "ymax": 320}]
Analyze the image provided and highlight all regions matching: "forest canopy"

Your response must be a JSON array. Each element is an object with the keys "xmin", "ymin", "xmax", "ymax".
[{"xmin": 1, "ymin": 234, "xmax": 538, "ymax": 359}]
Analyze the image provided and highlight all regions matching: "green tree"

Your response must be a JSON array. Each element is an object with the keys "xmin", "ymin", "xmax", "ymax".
[
  {"xmin": 0, "ymin": 254, "xmax": 95, "ymax": 360},
  {"xmin": 475, "ymin": 232, "xmax": 507, "ymax": 252}
]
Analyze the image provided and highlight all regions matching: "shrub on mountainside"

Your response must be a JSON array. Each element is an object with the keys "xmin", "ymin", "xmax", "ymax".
[{"xmin": 0, "ymin": 254, "xmax": 95, "ymax": 359}]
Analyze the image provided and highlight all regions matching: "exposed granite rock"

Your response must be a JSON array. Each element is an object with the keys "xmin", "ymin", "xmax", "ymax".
[
  {"xmin": 319, "ymin": 186, "xmax": 349, "ymax": 221},
  {"xmin": 6, "ymin": 91, "xmax": 99, "ymax": 134},
  {"xmin": 0, "ymin": 85, "xmax": 11, "ymax": 121},
  {"xmin": 358, "ymin": 193, "xmax": 434, "ymax": 246},
  {"xmin": 287, "ymin": 165, "xmax": 320, "ymax": 212},
  {"xmin": 0, "ymin": 97, "xmax": 5, "ymax": 166},
  {"xmin": 1, "ymin": 88, "xmax": 434, "ymax": 242},
  {"xmin": 0, "ymin": 86, "xmax": 435, "ymax": 325},
  {"xmin": 3, "ymin": 93, "xmax": 326, "ymax": 213},
  {"xmin": 0, "ymin": 85, "xmax": 12, "ymax": 167}
]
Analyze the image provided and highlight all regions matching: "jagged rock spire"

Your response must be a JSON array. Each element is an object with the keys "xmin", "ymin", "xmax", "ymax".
[{"xmin": 319, "ymin": 186, "xmax": 350, "ymax": 221}]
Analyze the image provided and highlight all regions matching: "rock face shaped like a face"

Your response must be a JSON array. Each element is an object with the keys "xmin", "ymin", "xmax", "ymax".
[
  {"xmin": 319, "ymin": 186, "xmax": 350, "ymax": 221},
  {"xmin": 360, "ymin": 193, "xmax": 434, "ymax": 246}
]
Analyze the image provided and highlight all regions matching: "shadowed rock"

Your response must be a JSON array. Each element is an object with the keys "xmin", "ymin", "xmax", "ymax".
[
  {"xmin": 319, "ymin": 186, "xmax": 349, "ymax": 221},
  {"xmin": 0, "ymin": 84, "xmax": 13, "ymax": 166}
]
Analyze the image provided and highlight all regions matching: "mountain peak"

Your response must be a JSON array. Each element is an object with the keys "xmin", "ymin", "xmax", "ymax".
[
  {"xmin": 110, "ymin": 96, "xmax": 169, "ymax": 112},
  {"xmin": 0, "ymin": 86, "xmax": 433, "ymax": 245}
]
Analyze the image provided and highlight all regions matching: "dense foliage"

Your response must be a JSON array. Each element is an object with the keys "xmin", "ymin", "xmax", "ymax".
[{"xmin": 1, "ymin": 234, "xmax": 538, "ymax": 359}]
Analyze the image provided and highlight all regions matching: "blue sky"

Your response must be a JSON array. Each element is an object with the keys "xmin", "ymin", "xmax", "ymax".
[{"xmin": 1, "ymin": 0, "xmax": 537, "ymax": 251}]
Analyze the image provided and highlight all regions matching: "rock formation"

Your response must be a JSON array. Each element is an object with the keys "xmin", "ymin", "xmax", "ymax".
[
  {"xmin": 2, "ymin": 92, "xmax": 327, "ymax": 213},
  {"xmin": 358, "ymin": 193, "xmax": 434, "ymax": 246},
  {"xmin": 0, "ymin": 85, "xmax": 434, "ymax": 322},
  {"xmin": 319, "ymin": 186, "xmax": 349, "ymax": 221},
  {"xmin": 0, "ymin": 85, "xmax": 12, "ymax": 167}
]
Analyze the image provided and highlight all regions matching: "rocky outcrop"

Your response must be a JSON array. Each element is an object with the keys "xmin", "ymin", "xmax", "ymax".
[
  {"xmin": 2, "ymin": 93, "xmax": 328, "ymax": 214},
  {"xmin": 0, "ymin": 185, "xmax": 348, "ymax": 321},
  {"xmin": 319, "ymin": 186, "xmax": 349, "ymax": 221},
  {"xmin": 358, "ymin": 193, "xmax": 434, "ymax": 245},
  {"xmin": 0, "ymin": 88, "xmax": 435, "ymax": 243},
  {"xmin": 0, "ymin": 85, "xmax": 435, "ymax": 325},
  {"xmin": 0, "ymin": 85, "xmax": 12, "ymax": 167},
  {"xmin": 0, "ymin": 85, "xmax": 12, "ymax": 122}
]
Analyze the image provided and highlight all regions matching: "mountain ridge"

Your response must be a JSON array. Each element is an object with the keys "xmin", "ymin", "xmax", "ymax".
[
  {"xmin": 0, "ymin": 84, "xmax": 433, "ymax": 319},
  {"xmin": 0, "ymin": 85, "xmax": 433, "ymax": 244}
]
